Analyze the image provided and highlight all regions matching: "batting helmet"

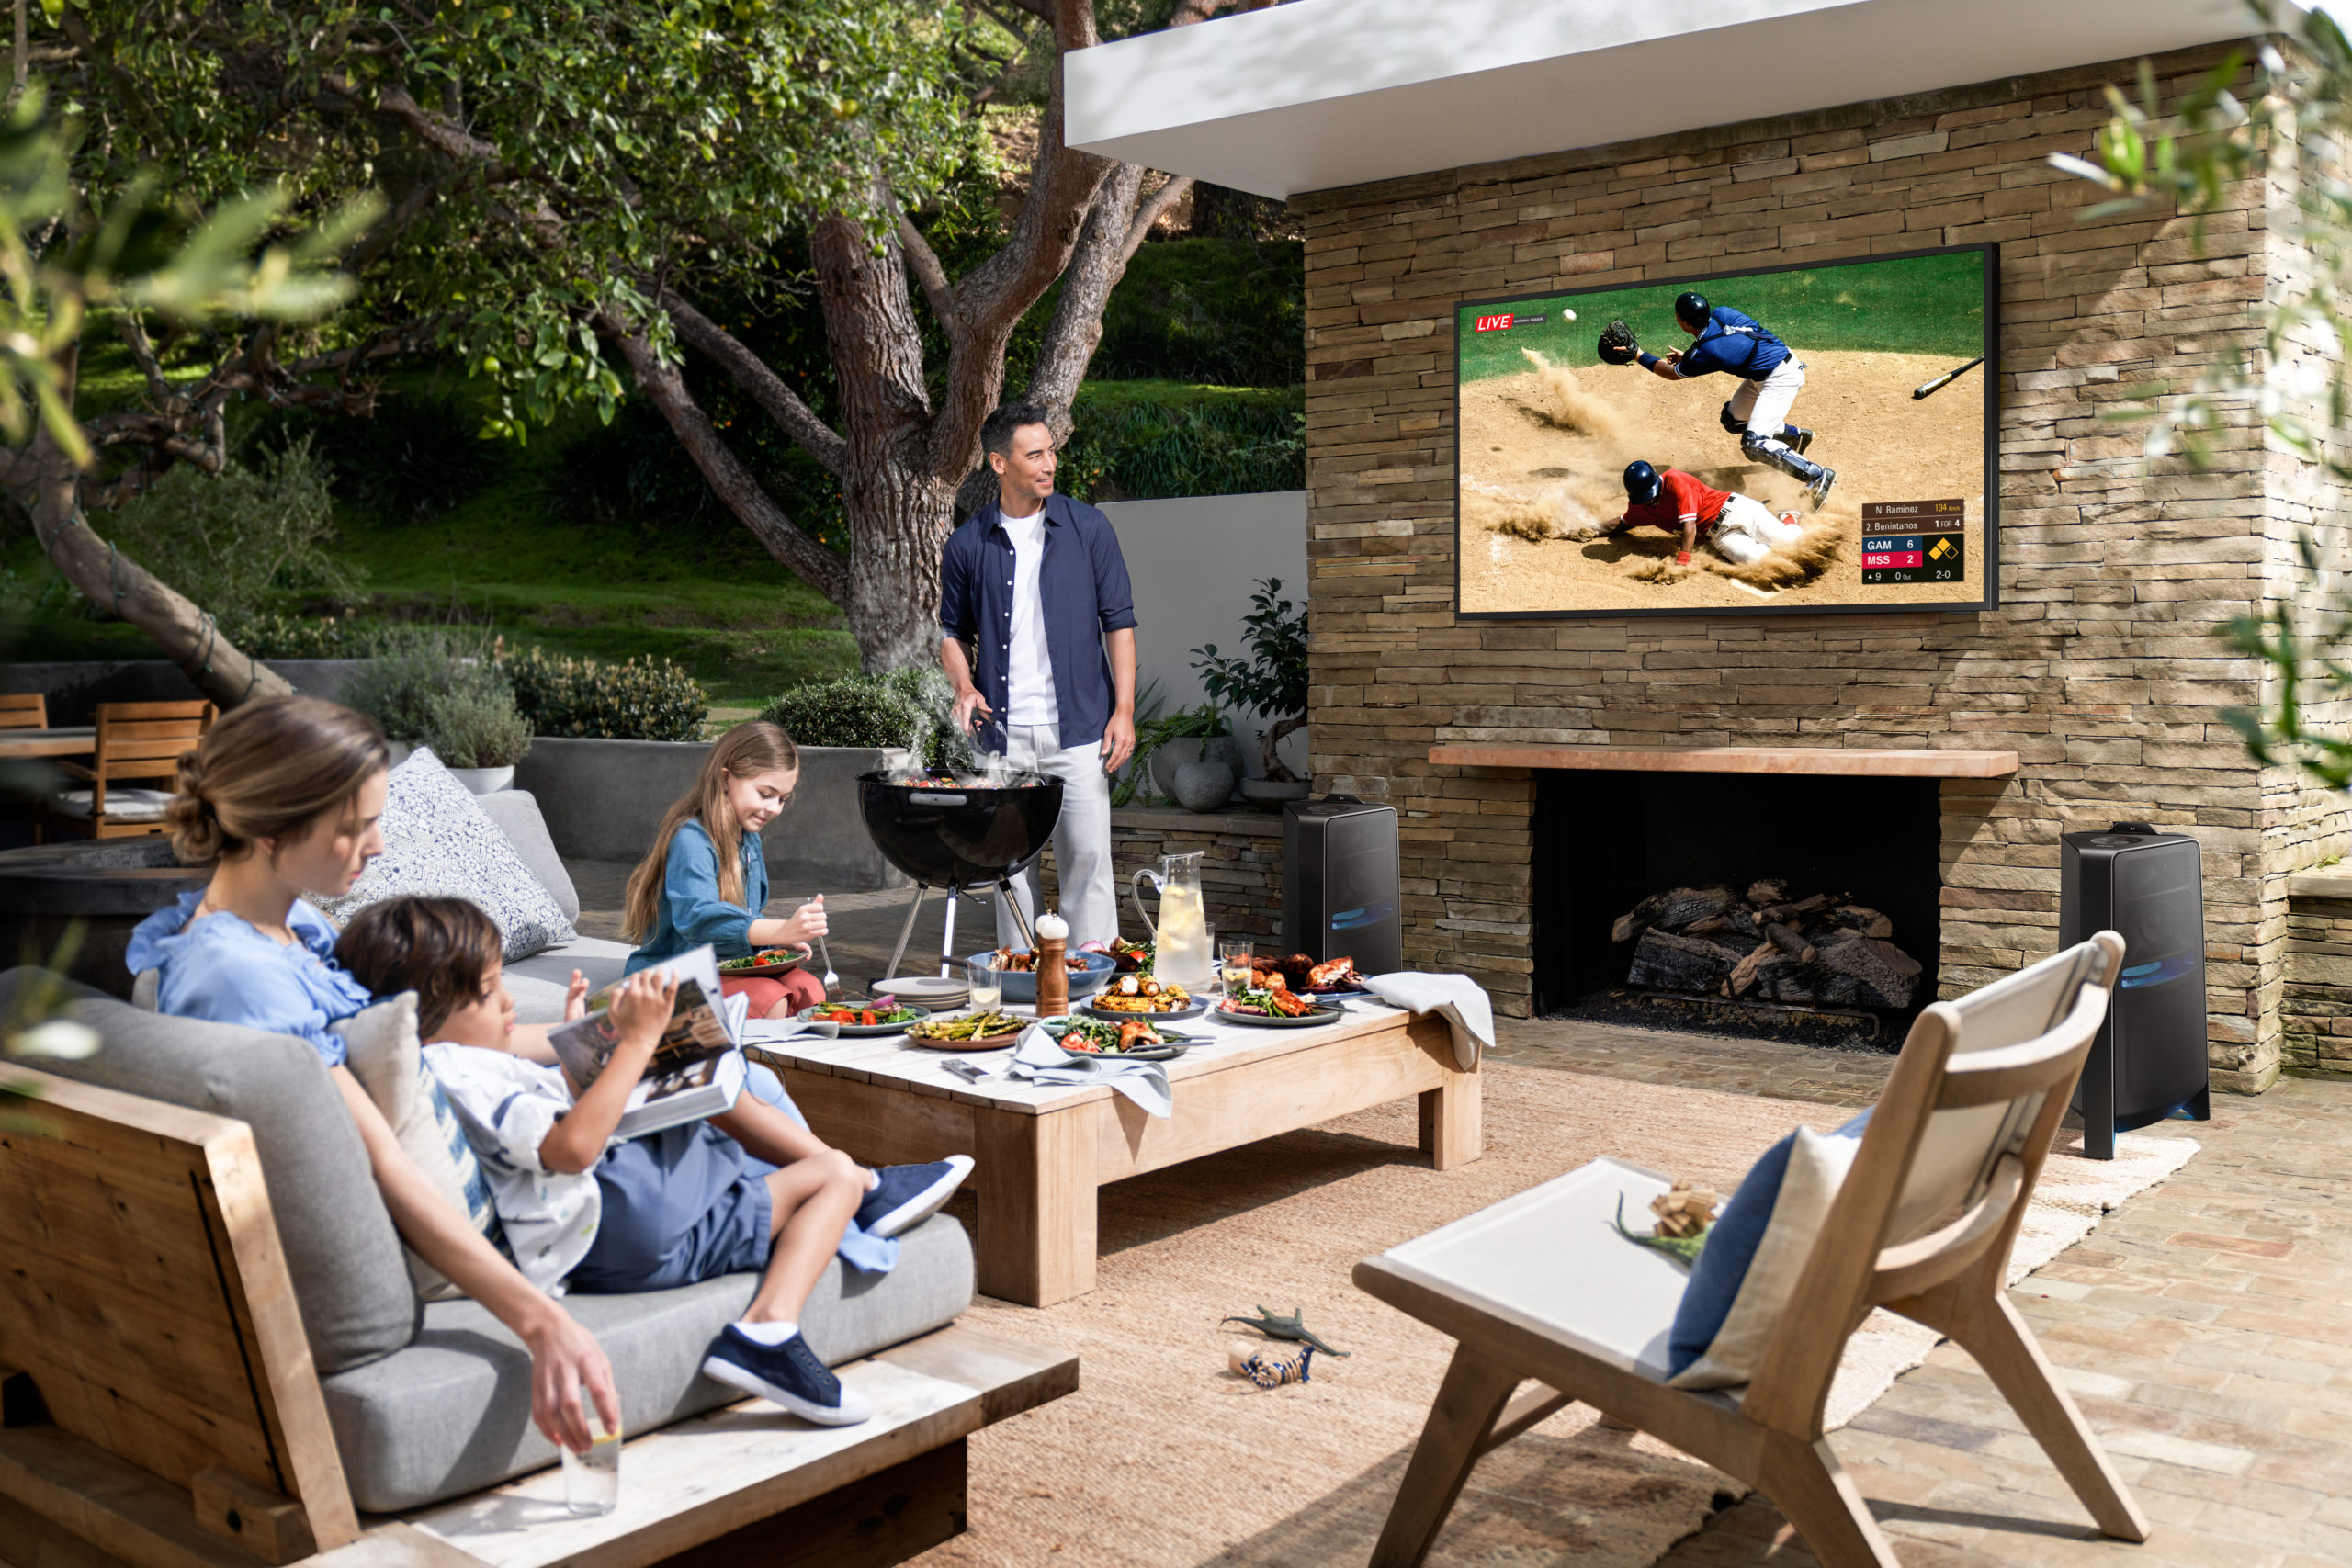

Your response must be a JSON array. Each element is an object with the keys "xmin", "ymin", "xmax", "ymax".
[
  {"xmin": 1673, "ymin": 291, "xmax": 1711, "ymax": 331},
  {"xmin": 1623, "ymin": 460, "xmax": 1663, "ymax": 505}
]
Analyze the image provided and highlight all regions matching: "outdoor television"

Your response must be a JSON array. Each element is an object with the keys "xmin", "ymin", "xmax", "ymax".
[{"xmin": 1452, "ymin": 243, "xmax": 1997, "ymax": 620}]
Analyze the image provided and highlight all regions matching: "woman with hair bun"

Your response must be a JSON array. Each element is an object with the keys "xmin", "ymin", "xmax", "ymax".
[{"xmin": 125, "ymin": 695, "xmax": 620, "ymax": 1455}]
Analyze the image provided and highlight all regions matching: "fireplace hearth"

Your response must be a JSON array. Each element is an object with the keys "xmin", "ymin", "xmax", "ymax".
[{"xmin": 1531, "ymin": 769, "xmax": 1942, "ymax": 1051}]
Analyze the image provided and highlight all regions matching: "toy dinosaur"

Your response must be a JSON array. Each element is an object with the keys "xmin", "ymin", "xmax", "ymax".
[{"xmin": 1220, "ymin": 1304, "xmax": 1351, "ymax": 1357}]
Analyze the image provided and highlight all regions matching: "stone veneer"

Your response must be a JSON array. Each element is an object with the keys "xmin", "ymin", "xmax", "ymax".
[
  {"xmin": 1039, "ymin": 806, "xmax": 1284, "ymax": 945},
  {"xmin": 1295, "ymin": 39, "xmax": 2352, "ymax": 1094}
]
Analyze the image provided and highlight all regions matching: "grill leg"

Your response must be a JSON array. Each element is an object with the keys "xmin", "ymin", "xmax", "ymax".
[
  {"xmin": 999, "ymin": 879, "xmax": 1037, "ymax": 951},
  {"xmin": 939, "ymin": 891, "xmax": 961, "ymax": 978},
  {"xmin": 882, "ymin": 884, "xmax": 928, "ymax": 986}
]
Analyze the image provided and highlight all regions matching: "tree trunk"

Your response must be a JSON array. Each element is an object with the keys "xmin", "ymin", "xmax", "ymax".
[
  {"xmin": 19, "ymin": 350, "xmax": 290, "ymax": 709},
  {"xmin": 840, "ymin": 457, "xmax": 960, "ymax": 671}
]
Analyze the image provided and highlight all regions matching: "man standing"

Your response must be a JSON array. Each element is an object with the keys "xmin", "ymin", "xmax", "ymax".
[{"xmin": 939, "ymin": 403, "xmax": 1137, "ymax": 948}]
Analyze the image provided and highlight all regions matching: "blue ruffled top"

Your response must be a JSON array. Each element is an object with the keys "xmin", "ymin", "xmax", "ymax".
[{"xmin": 126, "ymin": 890, "xmax": 375, "ymax": 1066}]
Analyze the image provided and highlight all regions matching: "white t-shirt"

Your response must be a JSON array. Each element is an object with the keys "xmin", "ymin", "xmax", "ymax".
[
  {"xmin": 1001, "ymin": 504, "xmax": 1059, "ymax": 728},
  {"xmin": 422, "ymin": 1042, "xmax": 603, "ymax": 1294}
]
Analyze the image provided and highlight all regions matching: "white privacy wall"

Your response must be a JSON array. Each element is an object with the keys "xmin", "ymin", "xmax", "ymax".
[{"xmin": 1101, "ymin": 490, "xmax": 1308, "ymax": 777}]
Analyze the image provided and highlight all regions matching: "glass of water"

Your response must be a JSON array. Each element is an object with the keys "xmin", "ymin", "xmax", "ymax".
[
  {"xmin": 561, "ymin": 1405, "xmax": 621, "ymax": 1516},
  {"xmin": 1219, "ymin": 938, "xmax": 1255, "ymax": 996},
  {"xmin": 967, "ymin": 958, "xmax": 1003, "ymax": 1012}
]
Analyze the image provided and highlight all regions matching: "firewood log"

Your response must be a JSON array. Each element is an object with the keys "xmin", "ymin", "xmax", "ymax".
[
  {"xmin": 1626, "ymin": 928, "xmax": 1744, "ymax": 995},
  {"xmin": 1746, "ymin": 878, "xmax": 1788, "ymax": 906},
  {"xmin": 1657, "ymin": 886, "xmax": 1737, "ymax": 931},
  {"xmin": 1611, "ymin": 890, "xmax": 1673, "ymax": 943},
  {"xmin": 1764, "ymin": 922, "xmax": 1815, "ymax": 964}
]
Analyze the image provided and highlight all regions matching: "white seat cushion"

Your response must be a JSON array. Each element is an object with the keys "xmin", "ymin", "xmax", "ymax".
[{"xmin": 51, "ymin": 787, "xmax": 174, "ymax": 822}]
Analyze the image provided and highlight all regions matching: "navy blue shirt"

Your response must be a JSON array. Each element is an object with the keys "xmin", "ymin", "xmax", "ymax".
[
  {"xmin": 1678, "ymin": 306, "xmax": 1791, "ymax": 380},
  {"xmin": 939, "ymin": 492, "xmax": 1137, "ymax": 754}
]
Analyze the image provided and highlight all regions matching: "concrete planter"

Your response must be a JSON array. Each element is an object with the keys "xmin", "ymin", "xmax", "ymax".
[
  {"xmin": 1148, "ymin": 735, "xmax": 1248, "ymax": 801},
  {"xmin": 514, "ymin": 737, "xmax": 908, "ymax": 893},
  {"xmin": 448, "ymin": 766, "xmax": 515, "ymax": 795}
]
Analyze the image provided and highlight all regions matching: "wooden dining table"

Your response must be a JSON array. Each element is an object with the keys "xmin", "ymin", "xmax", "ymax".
[{"xmin": 0, "ymin": 727, "xmax": 95, "ymax": 761}]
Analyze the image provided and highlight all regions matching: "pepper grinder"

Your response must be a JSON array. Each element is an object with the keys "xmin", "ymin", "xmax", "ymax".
[{"xmin": 1035, "ymin": 910, "xmax": 1070, "ymax": 1018}]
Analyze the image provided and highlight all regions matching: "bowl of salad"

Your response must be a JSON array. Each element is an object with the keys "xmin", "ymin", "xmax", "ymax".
[{"xmin": 793, "ymin": 1000, "xmax": 929, "ymax": 1036}]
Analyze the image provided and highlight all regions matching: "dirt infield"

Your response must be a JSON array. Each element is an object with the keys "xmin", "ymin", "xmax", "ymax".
[{"xmin": 1456, "ymin": 347, "xmax": 1987, "ymax": 615}]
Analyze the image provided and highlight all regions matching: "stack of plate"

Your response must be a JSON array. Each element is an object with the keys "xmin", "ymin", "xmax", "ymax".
[{"xmin": 875, "ymin": 974, "xmax": 970, "ymax": 1010}]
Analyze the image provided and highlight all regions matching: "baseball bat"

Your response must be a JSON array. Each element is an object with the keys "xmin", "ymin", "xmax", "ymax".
[{"xmin": 1911, "ymin": 355, "xmax": 1984, "ymax": 400}]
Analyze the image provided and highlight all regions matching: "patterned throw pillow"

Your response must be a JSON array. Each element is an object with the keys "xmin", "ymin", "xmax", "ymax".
[
  {"xmin": 340, "ymin": 991, "xmax": 507, "ymax": 1302},
  {"xmin": 317, "ymin": 747, "xmax": 576, "ymax": 960}
]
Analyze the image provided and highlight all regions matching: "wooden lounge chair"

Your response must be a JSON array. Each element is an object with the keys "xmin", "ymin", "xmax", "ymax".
[
  {"xmin": 0, "ymin": 692, "xmax": 47, "ymax": 728},
  {"xmin": 1354, "ymin": 931, "xmax": 2147, "ymax": 1568},
  {"xmin": 43, "ymin": 698, "xmax": 213, "ymax": 840}
]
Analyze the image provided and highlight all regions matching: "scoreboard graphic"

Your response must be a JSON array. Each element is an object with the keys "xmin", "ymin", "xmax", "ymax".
[{"xmin": 1860, "ymin": 499, "xmax": 1965, "ymax": 586}]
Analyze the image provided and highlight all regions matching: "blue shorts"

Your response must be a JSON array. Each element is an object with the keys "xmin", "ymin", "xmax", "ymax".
[{"xmin": 571, "ymin": 1122, "xmax": 777, "ymax": 1293}]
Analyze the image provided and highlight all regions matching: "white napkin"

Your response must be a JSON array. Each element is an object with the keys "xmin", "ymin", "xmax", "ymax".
[
  {"xmin": 1363, "ymin": 973, "xmax": 1493, "ymax": 1069},
  {"xmin": 1006, "ymin": 1023, "xmax": 1173, "ymax": 1118}
]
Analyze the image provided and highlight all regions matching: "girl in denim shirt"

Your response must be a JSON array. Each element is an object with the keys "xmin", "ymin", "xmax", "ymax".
[{"xmin": 621, "ymin": 722, "xmax": 828, "ymax": 1020}]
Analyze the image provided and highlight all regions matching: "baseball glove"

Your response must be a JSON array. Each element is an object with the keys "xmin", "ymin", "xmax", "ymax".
[{"xmin": 1597, "ymin": 319, "xmax": 1640, "ymax": 365}]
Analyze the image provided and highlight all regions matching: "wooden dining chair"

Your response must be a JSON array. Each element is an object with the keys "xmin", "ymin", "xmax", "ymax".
[
  {"xmin": 0, "ymin": 693, "xmax": 47, "ymax": 729},
  {"xmin": 42, "ymin": 699, "xmax": 215, "ymax": 840},
  {"xmin": 1353, "ymin": 931, "xmax": 2144, "ymax": 1568}
]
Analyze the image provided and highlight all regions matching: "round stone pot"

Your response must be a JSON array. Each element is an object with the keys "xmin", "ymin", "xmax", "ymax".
[
  {"xmin": 447, "ymin": 765, "xmax": 515, "ymax": 795},
  {"xmin": 1171, "ymin": 760, "xmax": 1238, "ymax": 813},
  {"xmin": 1240, "ymin": 777, "xmax": 1310, "ymax": 809},
  {"xmin": 1149, "ymin": 735, "xmax": 1247, "ymax": 800}
]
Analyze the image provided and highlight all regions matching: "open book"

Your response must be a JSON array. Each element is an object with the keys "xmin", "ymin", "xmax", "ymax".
[{"xmin": 547, "ymin": 946, "xmax": 753, "ymax": 1141}]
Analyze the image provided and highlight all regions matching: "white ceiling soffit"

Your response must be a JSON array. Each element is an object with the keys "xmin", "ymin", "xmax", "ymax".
[{"xmin": 1065, "ymin": 0, "xmax": 2289, "ymax": 200}]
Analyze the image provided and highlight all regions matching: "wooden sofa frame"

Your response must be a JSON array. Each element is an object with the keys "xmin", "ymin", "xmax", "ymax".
[{"xmin": 0, "ymin": 1064, "xmax": 1075, "ymax": 1568}]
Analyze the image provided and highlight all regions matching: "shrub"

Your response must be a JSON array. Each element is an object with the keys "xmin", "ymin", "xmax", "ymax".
[
  {"xmin": 503, "ymin": 646, "xmax": 707, "ymax": 741},
  {"xmin": 274, "ymin": 395, "xmax": 499, "ymax": 521},
  {"xmin": 761, "ymin": 669, "xmax": 944, "ymax": 757},
  {"xmin": 1091, "ymin": 238, "xmax": 1305, "ymax": 386},
  {"xmin": 1059, "ymin": 393, "xmax": 1304, "ymax": 501},
  {"xmin": 104, "ymin": 437, "xmax": 359, "ymax": 623},
  {"xmin": 343, "ymin": 629, "xmax": 533, "ymax": 767},
  {"xmin": 223, "ymin": 612, "xmax": 392, "ymax": 660}
]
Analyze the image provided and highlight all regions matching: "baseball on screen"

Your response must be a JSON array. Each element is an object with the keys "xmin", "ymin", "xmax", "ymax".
[{"xmin": 1452, "ymin": 243, "xmax": 1996, "ymax": 619}]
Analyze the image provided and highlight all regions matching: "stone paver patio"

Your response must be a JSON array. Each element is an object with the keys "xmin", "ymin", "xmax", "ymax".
[{"xmin": 567, "ymin": 859, "xmax": 2352, "ymax": 1568}]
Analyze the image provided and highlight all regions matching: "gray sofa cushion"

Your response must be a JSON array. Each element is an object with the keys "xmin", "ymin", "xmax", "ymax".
[
  {"xmin": 472, "ymin": 790, "xmax": 580, "ymax": 927},
  {"xmin": 503, "ymin": 936, "xmax": 638, "ymax": 1023},
  {"xmin": 0, "ymin": 971, "xmax": 421, "ymax": 1374},
  {"xmin": 321, "ymin": 1213, "xmax": 977, "ymax": 1512}
]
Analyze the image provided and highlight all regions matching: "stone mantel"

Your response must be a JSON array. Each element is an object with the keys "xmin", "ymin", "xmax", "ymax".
[{"xmin": 1427, "ymin": 745, "xmax": 2021, "ymax": 779}]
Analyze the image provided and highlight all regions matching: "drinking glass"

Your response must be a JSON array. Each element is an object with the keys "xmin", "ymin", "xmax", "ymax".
[
  {"xmin": 561, "ymin": 1406, "xmax": 621, "ymax": 1516},
  {"xmin": 1219, "ymin": 938, "xmax": 1254, "ymax": 996},
  {"xmin": 967, "ymin": 958, "xmax": 1003, "ymax": 1012}
]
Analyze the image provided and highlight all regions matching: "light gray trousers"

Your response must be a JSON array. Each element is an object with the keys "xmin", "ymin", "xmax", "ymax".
[{"xmin": 994, "ymin": 722, "xmax": 1120, "ymax": 950}]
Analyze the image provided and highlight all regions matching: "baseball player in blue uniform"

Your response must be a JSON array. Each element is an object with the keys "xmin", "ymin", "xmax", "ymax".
[{"xmin": 1596, "ymin": 291, "xmax": 1837, "ymax": 509}]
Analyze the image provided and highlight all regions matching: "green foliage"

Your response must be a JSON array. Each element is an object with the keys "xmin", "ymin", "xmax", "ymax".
[
  {"xmin": 343, "ymin": 628, "xmax": 531, "ymax": 768},
  {"xmin": 761, "ymin": 668, "xmax": 943, "ymax": 756},
  {"xmin": 1193, "ymin": 578, "xmax": 1307, "ymax": 723},
  {"xmin": 105, "ymin": 438, "xmax": 360, "ymax": 624},
  {"xmin": 222, "ymin": 611, "xmax": 391, "ymax": 660},
  {"xmin": 2061, "ymin": 6, "xmax": 2352, "ymax": 788},
  {"xmin": 1090, "ymin": 239, "xmax": 1304, "ymax": 386},
  {"xmin": 1060, "ymin": 389, "xmax": 1305, "ymax": 500},
  {"xmin": 540, "ymin": 392, "xmax": 849, "ymax": 551},
  {"xmin": 502, "ymin": 646, "xmax": 707, "ymax": 742},
  {"xmin": 274, "ymin": 397, "xmax": 501, "ymax": 522}
]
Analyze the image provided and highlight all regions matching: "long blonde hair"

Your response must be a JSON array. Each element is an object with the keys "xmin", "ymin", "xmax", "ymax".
[
  {"xmin": 165, "ymin": 696, "xmax": 390, "ymax": 866},
  {"xmin": 622, "ymin": 721, "xmax": 800, "ymax": 942}
]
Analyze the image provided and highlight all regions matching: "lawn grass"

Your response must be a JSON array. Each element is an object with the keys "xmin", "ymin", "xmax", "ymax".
[{"xmin": 1459, "ymin": 247, "xmax": 1988, "ymax": 382}]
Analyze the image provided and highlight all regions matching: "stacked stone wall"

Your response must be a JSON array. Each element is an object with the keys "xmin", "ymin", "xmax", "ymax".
[{"xmin": 1296, "ymin": 42, "xmax": 2323, "ymax": 1092}]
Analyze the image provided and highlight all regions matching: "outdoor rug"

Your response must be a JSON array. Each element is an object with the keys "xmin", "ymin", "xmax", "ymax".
[{"xmin": 911, "ymin": 1064, "xmax": 2195, "ymax": 1568}]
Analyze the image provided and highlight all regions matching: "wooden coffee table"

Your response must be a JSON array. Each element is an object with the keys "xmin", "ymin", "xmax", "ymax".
[{"xmin": 761, "ymin": 1003, "xmax": 1481, "ymax": 1306}]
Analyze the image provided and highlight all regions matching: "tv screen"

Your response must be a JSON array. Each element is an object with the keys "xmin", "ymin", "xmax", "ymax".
[{"xmin": 1453, "ymin": 243, "xmax": 1996, "ymax": 619}]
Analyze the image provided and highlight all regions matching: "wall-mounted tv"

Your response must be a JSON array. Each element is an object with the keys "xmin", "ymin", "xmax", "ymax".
[{"xmin": 1453, "ymin": 243, "xmax": 1996, "ymax": 620}]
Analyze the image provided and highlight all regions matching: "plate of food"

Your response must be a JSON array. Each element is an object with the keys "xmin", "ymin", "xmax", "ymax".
[
  {"xmin": 1216, "ymin": 984, "xmax": 1344, "ymax": 1028},
  {"xmin": 1043, "ymin": 1016, "xmax": 1193, "ymax": 1061},
  {"xmin": 1251, "ymin": 953, "xmax": 1371, "ymax": 997},
  {"xmin": 901, "ymin": 1009, "xmax": 1029, "ymax": 1050},
  {"xmin": 1086, "ymin": 972, "xmax": 1205, "ymax": 1021},
  {"xmin": 969, "ymin": 947, "xmax": 1120, "ymax": 1004},
  {"xmin": 795, "ymin": 1001, "xmax": 930, "ymax": 1037},
  {"xmin": 719, "ymin": 945, "xmax": 813, "ymax": 976},
  {"xmin": 1083, "ymin": 937, "xmax": 1154, "ymax": 974}
]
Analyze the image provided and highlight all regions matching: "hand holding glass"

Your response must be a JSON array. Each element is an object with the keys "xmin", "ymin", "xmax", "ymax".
[{"xmin": 561, "ymin": 1405, "xmax": 621, "ymax": 1516}]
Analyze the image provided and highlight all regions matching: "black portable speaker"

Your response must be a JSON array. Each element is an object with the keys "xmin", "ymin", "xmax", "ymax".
[
  {"xmin": 1282, "ymin": 797, "xmax": 1402, "ymax": 975},
  {"xmin": 2060, "ymin": 822, "xmax": 2212, "ymax": 1159}
]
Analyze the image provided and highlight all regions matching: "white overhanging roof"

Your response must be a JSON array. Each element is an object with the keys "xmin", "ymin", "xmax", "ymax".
[{"xmin": 1066, "ymin": 0, "xmax": 2296, "ymax": 199}]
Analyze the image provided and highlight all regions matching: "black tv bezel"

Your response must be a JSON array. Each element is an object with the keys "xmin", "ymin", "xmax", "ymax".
[{"xmin": 1450, "ymin": 240, "xmax": 2000, "ymax": 622}]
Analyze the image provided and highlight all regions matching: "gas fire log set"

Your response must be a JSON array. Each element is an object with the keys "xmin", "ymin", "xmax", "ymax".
[{"xmin": 1613, "ymin": 879, "xmax": 1922, "ymax": 1010}]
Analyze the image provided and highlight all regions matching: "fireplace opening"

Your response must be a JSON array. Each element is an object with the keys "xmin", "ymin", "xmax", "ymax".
[{"xmin": 1530, "ymin": 769, "xmax": 1942, "ymax": 1052}]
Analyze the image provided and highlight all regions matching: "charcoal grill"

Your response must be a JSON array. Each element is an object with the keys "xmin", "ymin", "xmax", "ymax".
[{"xmin": 860, "ymin": 771, "xmax": 1065, "ymax": 978}]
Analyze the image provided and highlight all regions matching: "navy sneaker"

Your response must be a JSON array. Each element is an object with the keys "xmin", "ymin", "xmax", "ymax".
[
  {"xmin": 855, "ymin": 1156, "xmax": 974, "ymax": 1238},
  {"xmin": 702, "ymin": 1326, "xmax": 872, "ymax": 1426}
]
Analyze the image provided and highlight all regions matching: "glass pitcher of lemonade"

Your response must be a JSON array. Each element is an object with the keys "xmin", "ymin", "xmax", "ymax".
[{"xmin": 1131, "ymin": 850, "xmax": 1213, "ymax": 994}]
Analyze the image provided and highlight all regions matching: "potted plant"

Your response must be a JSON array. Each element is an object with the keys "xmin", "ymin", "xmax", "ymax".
[
  {"xmin": 1143, "ymin": 702, "xmax": 1246, "ymax": 805},
  {"xmin": 1193, "ymin": 578, "xmax": 1309, "ymax": 807},
  {"xmin": 345, "ymin": 630, "xmax": 533, "ymax": 793}
]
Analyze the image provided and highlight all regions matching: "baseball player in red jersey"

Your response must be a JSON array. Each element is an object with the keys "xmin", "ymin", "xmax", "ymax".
[{"xmin": 1607, "ymin": 461, "xmax": 1804, "ymax": 567}]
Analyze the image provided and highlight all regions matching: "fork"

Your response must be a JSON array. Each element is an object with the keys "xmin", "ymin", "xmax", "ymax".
[{"xmin": 816, "ymin": 931, "xmax": 842, "ymax": 1001}]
